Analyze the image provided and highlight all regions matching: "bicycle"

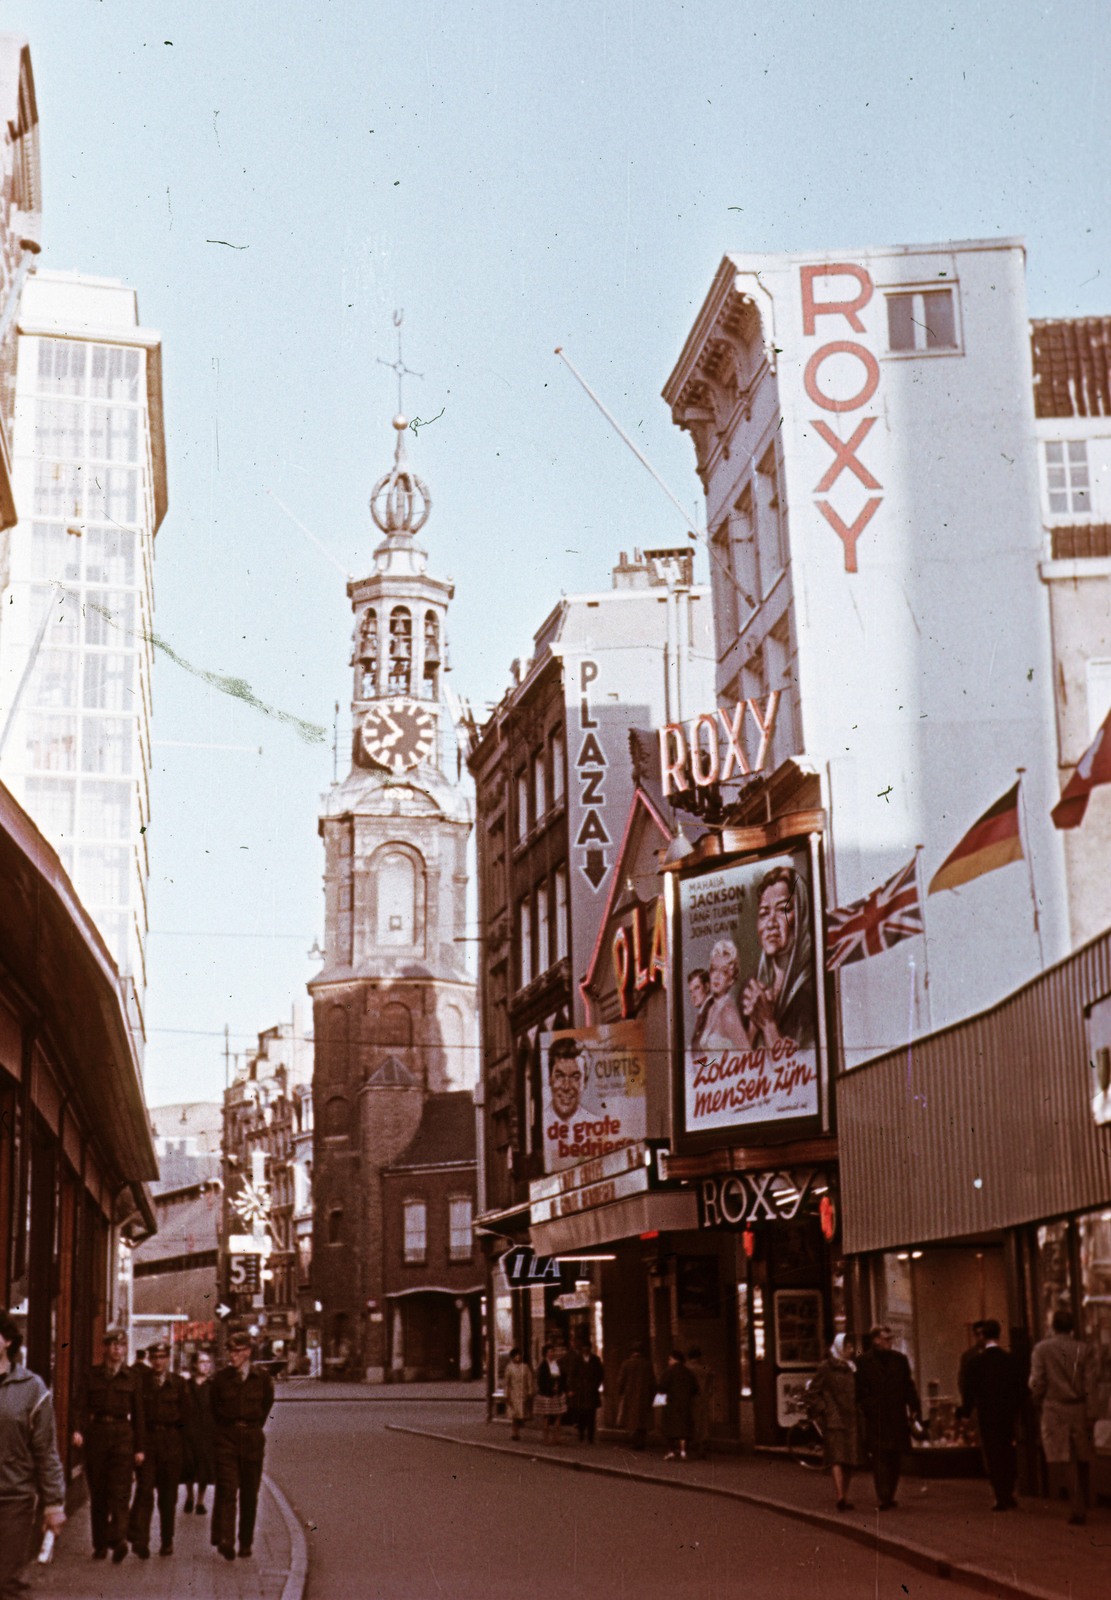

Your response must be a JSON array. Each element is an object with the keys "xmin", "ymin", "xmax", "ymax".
[{"xmin": 786, "ymin": 1411, "xmax": 825, "ymax": 1470}]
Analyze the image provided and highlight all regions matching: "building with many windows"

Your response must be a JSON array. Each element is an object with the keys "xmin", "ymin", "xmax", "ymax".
[{"xmin": 0, "ymin": 269, "xmax": 166, "ymax": 1035}]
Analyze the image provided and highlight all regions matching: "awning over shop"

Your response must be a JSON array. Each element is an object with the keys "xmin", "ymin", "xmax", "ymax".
[{"xmin": 530, "ymin": 1189, "xmax": 698, "ymax": 1256}]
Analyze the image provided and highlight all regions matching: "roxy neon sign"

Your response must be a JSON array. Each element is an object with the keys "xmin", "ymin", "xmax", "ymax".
[{"xmin": 658, "ymin": 693, "xmax": 780, "ymax": 797}]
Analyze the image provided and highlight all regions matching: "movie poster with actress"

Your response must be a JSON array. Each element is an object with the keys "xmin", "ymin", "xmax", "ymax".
[{"xmin": 679, "ymin": 850, "xmax": 820, "ymax": 1135}]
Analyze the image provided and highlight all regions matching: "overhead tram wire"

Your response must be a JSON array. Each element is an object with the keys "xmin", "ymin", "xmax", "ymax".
[{"xmin": 554, "ymin": 347, "xmax": 757, "ymax": 613}]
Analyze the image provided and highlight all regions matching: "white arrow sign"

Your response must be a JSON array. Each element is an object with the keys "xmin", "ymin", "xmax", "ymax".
[{"xmin": 215, "ymin": 1303, "xmax": 232, "ymax": 1319}]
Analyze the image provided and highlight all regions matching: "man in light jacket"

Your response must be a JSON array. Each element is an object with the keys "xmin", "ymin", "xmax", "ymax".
[
  {"xmin": 0, "ymin": 1308, "xmax": 66, "ymax": 1598},
  {"xmin": 1030, "ymin": 1308, "xmax": 1097, "ymax": 1525}
]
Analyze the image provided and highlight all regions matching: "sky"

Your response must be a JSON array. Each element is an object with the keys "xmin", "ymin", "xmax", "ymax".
[{"xmin": 11, "ymin": 0, "xmax": 1109, "ymax": 1106}]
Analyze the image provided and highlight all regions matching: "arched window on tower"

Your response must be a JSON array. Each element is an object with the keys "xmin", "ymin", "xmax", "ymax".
[
  {"xmin": 378, "ymin": 850, "xmax": 416, "ymax": 945},
  {"xmin": 422, "ymin": 611, "xmax": 440, "ymax": 700},
  {"xmin": 357, "ymin": 608, "xmax": 378, "ymax": 698},
  {"xmin": 388, "ymin": 606, "xmax": 412, "ymax": 694}
]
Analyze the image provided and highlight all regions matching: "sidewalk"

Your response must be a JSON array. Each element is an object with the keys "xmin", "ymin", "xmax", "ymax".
[
  {"xmin": 28, "ymin": 1475, "xmax": 305, "ymax": 1600},
  {"xmin": 386, "ymin": 1414, "xmax": 1108, "ymax": 1600}
]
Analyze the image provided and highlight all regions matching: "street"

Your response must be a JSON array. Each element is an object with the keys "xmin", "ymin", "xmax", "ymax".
[{"xmin": 266, "ymin": 1395, "xmax": 959, "ymax": 1600}]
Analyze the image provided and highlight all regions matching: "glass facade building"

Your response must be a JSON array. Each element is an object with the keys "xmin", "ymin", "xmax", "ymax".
[{"xmin": 0, "ymin": 271, "xmax": 166, "ymax": 1034}]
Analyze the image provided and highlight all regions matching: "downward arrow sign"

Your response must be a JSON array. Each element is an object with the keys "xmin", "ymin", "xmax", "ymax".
[{"xmin": 582, "ymin": 850, "xmax": 607, "ymax": 889}]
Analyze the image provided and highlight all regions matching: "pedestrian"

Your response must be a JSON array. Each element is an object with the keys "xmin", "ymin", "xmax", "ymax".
[
  {"xmin": 658, "ymin": 1349, "xmax": 699, "ymax": 1461},
  {"xmin": 685, "ymin": 1346, "xmax": 716, "ymax": 1461},
  {"xmin": 616, "ymin": 1341, "xmax": 655, "ymax": 1451},
  {"xmin": 128, "ymin": 1340, "xmax": 187, "ymax": 1557},
  {"xmin": 534, "ymin": 1344, "xmax": 565, "ymax": 1445},
  {"xmin": 210, "ymin": 1332, "xmax": 275, "ymax": 1561},
  {"xmin": 71, "ymin": 1326, "xmax": 145, "ymax": 1562},
  {"xmin": 1029, "ymin": 1308, "xmax": 1097, "ymax": 1526},
  {"xmin": 956, "ymin": 1321, "xmax": 987, "ymax": 1417},
  {"xmin": 183, "ymin": 1350, "xmax": 217, "ymax": 1514},
  {"xmin": 854, "ymin": 1324, "xmax": 921, "ymax": 1510},
  {"xmin": 959, "ymin": 1318, "xmax": 1025, "ymax": 1512},
  {"xmin": 805, "ymin": 1334, "xmax": 863, "ymax": 1510},
  {"xmin": 0, "ymin": 1309, "xmax": 66, "ymax": 1600},
  {"xmin": 566, "ymin": 1337, "xmax": 604, "ymax": 1444},
  {"xmin": 503, "ymin": 1348, "xmax": 534, "ymax": 1441}
]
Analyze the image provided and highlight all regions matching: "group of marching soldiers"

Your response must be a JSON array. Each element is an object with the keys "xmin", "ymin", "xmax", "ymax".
[{"xmin": 71, "ymin": 1326, "xmax": 274, "ymax": 1562}]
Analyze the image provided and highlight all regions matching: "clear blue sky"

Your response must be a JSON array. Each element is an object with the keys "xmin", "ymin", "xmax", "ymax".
[{"xmin": 14, "ymin": 0, "xmax": 1108, "ymax": 1104}]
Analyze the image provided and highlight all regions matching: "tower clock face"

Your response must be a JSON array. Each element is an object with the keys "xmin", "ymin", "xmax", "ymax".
[{"xmin": 361, "ymin": 698, "xmax": 437, "ymax": 773}]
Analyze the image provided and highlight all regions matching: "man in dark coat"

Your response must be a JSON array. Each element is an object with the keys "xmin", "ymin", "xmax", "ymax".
[
  {"xmin": 960, "ymin": 1319, "xmax": 1026, "ymax": 1511},
  {"xmin": 211, "ymin": 1332, "xmax": 275, "ymax": 1560},
  {"xmin": 72, "ymin": 1327, "xmax": 146, "ymax": 1561},
  {"xmin": 128, "ymin": 1340, "xmax": 188, "ymax": 1556},
  {"xmin": 659, "ymin": 1350, "xmax": 699, "ymax": 1461},
  {"xmin": 616, "ymin": 1342, "xmax": 655, "ymax": 1450},
  {"xmin": 855, "ymin": 1324, "xmax": 921, "ymax": 1510},
  {"xmin": 565, "ymin": 1337, "xmax": 604, "ymax": 1444}
]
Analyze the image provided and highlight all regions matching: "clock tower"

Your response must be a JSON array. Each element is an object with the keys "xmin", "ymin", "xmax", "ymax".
[{"xmin": 309, "ymin": 412, "xmax": 478, "ymax": 1382}]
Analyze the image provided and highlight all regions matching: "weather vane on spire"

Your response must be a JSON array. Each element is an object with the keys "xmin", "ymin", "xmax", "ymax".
[{"xmin": 377, "ymin": 309, "xmax": 423, "ymax": 416}]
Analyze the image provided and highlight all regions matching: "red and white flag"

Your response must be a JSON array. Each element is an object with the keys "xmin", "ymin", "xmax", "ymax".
[
  {"xmin": 825, "ymin": 858, "xmax": 923, "ymax": 971},
  {"xmin": 1052, "ymin": 704, "xmax": 1111, "ymax": 829}
]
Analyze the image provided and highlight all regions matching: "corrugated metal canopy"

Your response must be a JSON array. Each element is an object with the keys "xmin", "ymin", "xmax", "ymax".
[{"xmin": 840, "ymin": 929, "xmax": 1111, "ymax": 1255}]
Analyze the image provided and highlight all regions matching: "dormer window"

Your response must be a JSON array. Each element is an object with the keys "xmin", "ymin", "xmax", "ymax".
[{"xmin": 388, "ymin": 606, "xmax": 412, "ymax": 694}]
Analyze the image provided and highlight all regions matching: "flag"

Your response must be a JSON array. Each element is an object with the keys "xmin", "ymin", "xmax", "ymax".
[
  {"xmin": 825, "ymin": 858, "xmax": 923, "ymax": 970},
  {"xmin": 1052, "ymin": 705, "xmax": 1111, "ymax": 829},
  {"xmin": 928, "ymin": 783, "xmax": 1022, "ymax": 895}
]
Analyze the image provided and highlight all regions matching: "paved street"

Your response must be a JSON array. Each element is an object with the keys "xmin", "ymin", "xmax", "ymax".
[{"xmin": 266, "ymin": 1394, "xmax": 962, "ymax": 1600}]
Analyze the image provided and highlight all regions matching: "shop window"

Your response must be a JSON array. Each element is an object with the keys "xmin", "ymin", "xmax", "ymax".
[
  {"xmin": 1036, "ymin": 1221, "xmax": 1072, "ymax": 1337},
  {"xmin": 387, "ymin": 606, "xmax": 412, "ymax": 694},
  {"xmin": 1079, "ymin": 1211, "xmax": 1111, "ymax": 1441},
  {"xmin": 1045, "ymin": 440, "xmax": 1091, "ymax": 515},
  {"xmin": 404, "ymin": 1200, "xmax": 427, "ymax": 1264},
  {"xmin": 449, "ymin": 1198, "xmax": 473, "ymax": 1261},
  {"xmin": 887, "ymin": 289, "xmax": 957, "ymax": 352}
]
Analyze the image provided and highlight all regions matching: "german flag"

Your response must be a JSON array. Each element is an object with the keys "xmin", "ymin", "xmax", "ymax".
[{"xmin": 928, "ymin": 783, "xmax": 1023, "ymax": 895}]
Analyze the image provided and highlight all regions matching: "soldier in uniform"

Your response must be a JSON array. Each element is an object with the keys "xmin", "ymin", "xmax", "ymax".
[
  {"xmin": 71, "ymin": 1327, "xmax": 145, "ymax": 1562},
  {"xmin": 211, "ymin": 1331, "xmax": 275, "ymax": 1560},
  {"xmin": 128, "ymin": 1339, "xmax": 187, "ymax": 1557}
]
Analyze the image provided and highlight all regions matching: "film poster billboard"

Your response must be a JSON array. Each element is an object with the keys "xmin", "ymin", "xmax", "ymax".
[
  {"xmin": 678, "ymin": 848, "xmax": 820, "ymax": 1138},
  {"xmin": 540, "ymin": 1019, "xmax": 647, "ymax": 1174}
]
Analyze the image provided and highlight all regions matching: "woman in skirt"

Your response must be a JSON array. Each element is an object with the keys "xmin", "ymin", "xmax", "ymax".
[{"xmin": 534, "ymin": 1343, "xmax": 565, "ymax": 1445}]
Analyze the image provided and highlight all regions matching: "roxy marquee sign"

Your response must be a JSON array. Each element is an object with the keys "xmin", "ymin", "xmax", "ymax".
[{"xmin": 658, "ymin": 693, "xmax": 780, "ymax": 797}]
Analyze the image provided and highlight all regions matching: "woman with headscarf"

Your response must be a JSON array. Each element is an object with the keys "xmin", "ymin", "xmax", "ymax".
[
  {"xmin": 805, "ymin": 1334, "xmax": 863, "ymax": 1510},
  {"xmin": 742, "ymin": 865, "xmax": 815, "ymax": 1053}
]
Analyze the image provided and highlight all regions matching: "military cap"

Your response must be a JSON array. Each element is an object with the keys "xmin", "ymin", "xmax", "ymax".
[
  {"xmin": 103, "ymin": 1326, "xmax": 127, "ymax": 1345},
  {"xmin": 148, "ymin": 1340, "xmax": 171, "ymax": 1356},
  {"xmin": 227, "ymin": 1331, "xmax": 254, "ymax": 1352}
]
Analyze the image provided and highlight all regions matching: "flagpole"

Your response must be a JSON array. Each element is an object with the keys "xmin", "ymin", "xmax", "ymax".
[
  {"xmin": 913, "ymin": 844, "xmax": 933, "ymax": 1031},
  {"xmin": 1015, "ymin": 767, "xmax": 1045, "ymax": 969}
]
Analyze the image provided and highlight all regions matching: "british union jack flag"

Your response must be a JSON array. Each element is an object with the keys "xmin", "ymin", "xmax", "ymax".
[{"xmin": 825, "ymin": 858, "xmax": 923, "ymax": 971}]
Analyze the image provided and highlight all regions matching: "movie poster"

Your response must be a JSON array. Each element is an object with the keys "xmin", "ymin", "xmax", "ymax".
[
  {"xmin": 679, "ymin": 849, "xmax": 820, "ymax": 1135},
  {"xmin": 540, "ymin": 1019, "xmax": 647, "ymax": 1174}
]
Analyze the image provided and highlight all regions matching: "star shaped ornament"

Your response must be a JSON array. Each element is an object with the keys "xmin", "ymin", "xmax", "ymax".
[{"xmin": 361, "ymin": 697, "xmax": 438, "ymax": 773}]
